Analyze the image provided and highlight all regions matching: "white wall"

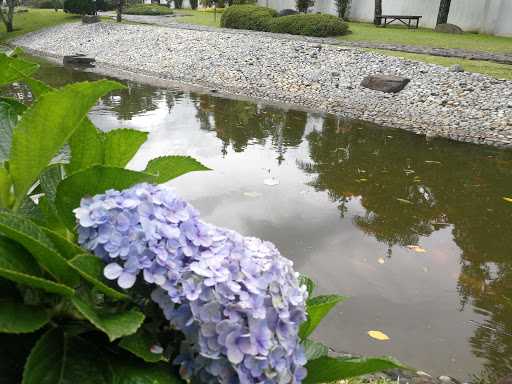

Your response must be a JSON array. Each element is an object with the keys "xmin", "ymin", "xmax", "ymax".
[{"xmin": 256, "ymin": 0, "xmax": 512, "ymax": 36}]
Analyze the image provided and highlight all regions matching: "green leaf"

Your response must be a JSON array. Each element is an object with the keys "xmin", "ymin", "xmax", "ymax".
[
  {"xmin": 10, "ymin": 80, "xmax": 124, "ymax": 208},
  {"xmin": 0, "ymin": 53, "xmax": 39, "ymax": 87},
  {"xmin": 0, "ymin": 100, "xmax": 24, "ymax": 162},
  {"xmin": 41, "ymin": 227, "xmax": 83, "ymax": 260},
  {"xmin": 302, "ymin": 339, "xmax": 328, "ymax": 361},
  {"xmin": 300, "ymin": 295, "xmax": 346, "ymax": 339},
  {"xmin": 119, "ymin": 328, "xmax": 166, "ymax": 363},
  {"xmin": 0, "ymin": 235, "xmax": 74, "ymax": 296},
  {"xmin": 22, "ymin": 329, "xmax": 112, "ymax": 384},
  {"xmin": 0, "ymin": 211, "xmax": 78, "ymax": 286},
  {"xmin": 299, "ymin": 274, "xmax": 315, "ymax": 297},
  {"xmin": 103, "ymin": 129, "xmax": 148, "ymax": 168},
  {"xmin": 303, "ymin": 356, "xmax": 403, "ymax": 383},
  {"xmin": 69, "ymin": 254, "xmax": 128, "ymax": 300},
  {"xmin": 67, "ymin": 119, "xmax": 104, "ymax": 174},
  {"xmin": 111, "ymin": 357, "xmax": 183, "ymax": 384},
  {"xmin": 0, "ymin": 165, "xmax": 13, "ymax": 209},
  {"xmin": 56, "ymin": 166, "xmax": 154, "ymax": 229},
  {"xmin": 71, "ymin": 296, "xmax": 144, "ymax": 341},
  {"xmin": 145, "ymin": 156, "xmax": 210, "ymax": 183},
  {"xmin": 23, "ymin": 78, "xmax": 52, "ymax": 99},
  {"xmin": 39, "ymin": 164, "xmax": 63, "ymax": 202},
  {"xmin": 0, "ymin": 301, "xmax": 49, "ymax": 334}
]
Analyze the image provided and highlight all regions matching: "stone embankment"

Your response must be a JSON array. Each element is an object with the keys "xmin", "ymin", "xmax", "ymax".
[{"xmin": 14, "ymin": 22, "xmax": 512, "ymax": 147}]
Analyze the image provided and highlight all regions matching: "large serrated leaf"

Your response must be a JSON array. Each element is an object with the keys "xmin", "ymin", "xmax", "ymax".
[
  {"xmin": 41, "ymin": 227, "xmax": 83, "ymax": 260},
  {"xmin": 71, "ymin": 296, "xmax": 144, "ymax": 341},
  {"xmin": 67, "ymin": 119, "xmax": 104, "ymax": 174},
  {"xmin": 22, "ymin": 329, "xmax": 112, "ymax": 384},
  {"xmin": 303, "ymin": 356, "xmax": 403, "ymax": 383},
  {"xmin": 145, "ymin": 156, "xmax": 210, "ymax": 183},
  {"xmin": 39, "ymin": 164, "xmax": 63, "ymax": 202},
  {"xmin": 56, "ymin": 166, "xmax": 155, "ymax": 230},
  {"xmin": 0, "ymin": 301, "xmax": 50, "ymax": 334},
  {"xmin": 0, "ymin": 53, "xmax": 39, "ymax": 87},
  {"xmin": 302, "ymin": 339, "xmax": 328, "ymax": 361},
  {"xmin": 10, "ymin": 80, "xmax": 124, "ymax": 208},
  {"xmin": 69, "ymin": 255, "xmax": 128, "ymax": 300},
  {"xmin": 103, "ymin": 129, "xmax": 148, "ymax": 168},
  {"xmin": 111, "ymin": 357, "xmax": 184, "ymax": 384},
  {"xmin": 0, "ymin": 235, "xmax": 74, "ymax": 296},
  {"xmin": 119, "ymin": 328, "xmax": 166, "ymax": 363},
  {"xmin": 300, "ymin": 295, "xmax": 346, "ymax": 339},
  {"xmin": 0, "ymin": 211, "xmax": 79, "ymax": 286},
  {"xmin": 0, "ymin": 99, "xmax": 26, "ymax": 163}
]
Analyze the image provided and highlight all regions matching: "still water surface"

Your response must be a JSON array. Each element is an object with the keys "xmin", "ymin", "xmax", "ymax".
[{"xmin": 24, "ymin": 58, "xmax": 512, "ymax": 382}]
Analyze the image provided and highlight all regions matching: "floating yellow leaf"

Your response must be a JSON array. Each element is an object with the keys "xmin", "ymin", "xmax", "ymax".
[
  {"xmin": 396, "ymin": 198, "xmax": 413, "ymax": 205},
  {"xmin": 503, "ymin": 197, "xmax": 512, "ymax": 203},
  {"xmin": 407, "ymin": 245, "xmax": 427, "ymax": 253},
  {"xmin": 368, "ymin": 330, "xmax": 390, "ymax": 341},
  {"xmin": 377, "ymin": 257, "xmax": 385, "ymax": 264}
]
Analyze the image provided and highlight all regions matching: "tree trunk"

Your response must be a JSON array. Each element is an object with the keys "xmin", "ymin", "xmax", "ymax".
[
  {"xmin": 373, "ymin": 0, "xmax": 382, "ymax": 25},
  {"xmin": 436, "ymin": 0, "xmax": 451, "ymax": 25},
  {"xmin": 116, "ymin": 0, "xmax": 122, "ymax": 22}
]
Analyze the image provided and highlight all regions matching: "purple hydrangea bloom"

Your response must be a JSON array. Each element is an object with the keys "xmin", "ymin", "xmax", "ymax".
[{"xmin": 75, "ymin": 183, "xmax": 308, "ymax": 384}]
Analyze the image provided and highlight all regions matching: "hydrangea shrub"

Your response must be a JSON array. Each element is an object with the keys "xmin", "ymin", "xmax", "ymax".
[{"xmin": 75, "ymin": 183, "xmax": 308, "ymax": 383}]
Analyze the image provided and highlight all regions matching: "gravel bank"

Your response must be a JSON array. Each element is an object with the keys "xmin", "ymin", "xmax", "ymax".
[{"xmin": 14, "ymin": 22, "xmax": 512, "ymax": 147}]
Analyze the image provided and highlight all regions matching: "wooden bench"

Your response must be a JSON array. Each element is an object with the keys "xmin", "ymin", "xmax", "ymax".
[{"xmin": 376, "ymin": 15, "xmax": 422, "ymax": 29}]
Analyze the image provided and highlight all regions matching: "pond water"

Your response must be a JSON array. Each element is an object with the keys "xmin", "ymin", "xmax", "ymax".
[{"xmin": 22, "ymin": 57, "xmax": 512, "ymax": 382}]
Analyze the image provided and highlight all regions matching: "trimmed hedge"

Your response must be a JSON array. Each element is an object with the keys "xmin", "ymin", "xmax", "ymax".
[
  {"xmin": 221, "ymin": 5, "xmax": 348, "ymax": 37},
  {"xmin": 27, "ymin": 0, "xmax": 63, "ymax": 9},
  {"xmin": 124, "ymin": 4, "xmax": 173, "ymax": 15},
  {"xmin": 221, "ymin": 5, "xmax": 277, "ymax": 31},
  {"xmin": 278, "ymin": 8, "xmax": 298, "ymax": 16},
  {"xmin": 270, "ymin": 13, "xmax": 348, "ymax": 37},
  {"xmin": 64, "ymin": 0, "xmax": 111, "ymax": 14}
]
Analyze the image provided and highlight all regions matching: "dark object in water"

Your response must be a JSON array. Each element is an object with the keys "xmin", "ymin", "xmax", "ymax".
[{"xmin": 63, "ymin": 54, "xmax": 96, "ymax": 68}]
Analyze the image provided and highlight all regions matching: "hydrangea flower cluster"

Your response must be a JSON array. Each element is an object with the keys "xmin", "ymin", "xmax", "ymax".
[{"xmin": 74, "ymin": 183, "xmax": 308, "ymax": 384}]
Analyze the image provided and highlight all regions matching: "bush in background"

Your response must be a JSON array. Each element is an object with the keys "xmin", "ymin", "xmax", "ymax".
[
  {"xmin": 231, "ymin": 0, "xmax": 256, "ymax": 4},
  {"xmin": 190, "ymin": 0, "xmax": 198, "ymax": 9},
  {"xmin": 26, "ymin": 0, "xmax": 63, "ymax": 9},
  {"xmin": 295, "ymin": 0, "xmax": 313, "ymax": 13},
  {"xmin": 220, "ymin": 4, "xmax": 277, "ymax": 32},
  {"xmin": 125, "ymin": 3, "xmax": 173, "ymax": 14},
  {"xmin": 334, "ymin": 0, "xmax": 351, "ymax": 19},
  {"xmin": 174, "ymin": 0, "xmax": 183, "ymax": 9},
  {"xmin": 278, "ymin": 8, "xmax": 298, "ymax": 16},
  {"xmin": 63, "ymin": 0, "xmax": 112, "ymax": 13},
  {"xmin": 270, "ymin": 13, "xmax": 348, "ymax": 36}
]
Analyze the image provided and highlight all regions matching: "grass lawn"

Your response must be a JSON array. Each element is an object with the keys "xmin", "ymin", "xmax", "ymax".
[
  {"xmin": 0, "ymin": 9, "xmax": 79, "ymax": 43},
  {"xmin": 373, "ymin": 49, "xmax": 512, "ymax": 80},
  {"xmin": 341, "ymin": 22, "xmax": 512, "ymax": 54},
  {"xmin": 172, "ymin": 9, "xmax": 221, "ymax": 28}
]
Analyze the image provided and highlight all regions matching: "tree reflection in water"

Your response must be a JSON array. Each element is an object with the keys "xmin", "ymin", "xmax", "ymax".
[{"xmin": 298, "ymin": 115, "xmax": 512, "ymax": 383}]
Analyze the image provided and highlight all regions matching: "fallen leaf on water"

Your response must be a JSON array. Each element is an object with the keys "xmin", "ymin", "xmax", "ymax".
[
  {"xmin": 356, "ymin": 178, "xmax": 368, "ymax": 183},
  {"xmin": 425, "ymin": 160, "xmax": 442, "ymax": 165},
  {"xmin": 377, "ymin": 257, "xmax": 385, "ymax": 264},
  {"xmin": 368, "ymin": 330, "xmax": 390, "ymax": 341},
  {"xmin": 407, "ymin": 245, "xmax": 427, "ymax": 253},
  {"xmin": 263, "ymin": 177, "xmax": 279, "ymax": 186},
  {"xmin": 396, "ymin": 198, "xmax": 413, "ymax": 205},
  {"xmin": 243, "ymin": 191, "xmax": 262, "ymax": 198},
  {"xmin": 422, "ymin": 266, "xmax": 429, "ymax": 273},
  {"xmin": 503, "ymin": 197, "xmax": 512, "ymax": 203}
]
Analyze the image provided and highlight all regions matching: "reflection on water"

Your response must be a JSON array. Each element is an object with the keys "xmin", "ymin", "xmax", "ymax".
[{"xmin": 26, "ymin": 58, "xmax": 512, "ymax": 382}]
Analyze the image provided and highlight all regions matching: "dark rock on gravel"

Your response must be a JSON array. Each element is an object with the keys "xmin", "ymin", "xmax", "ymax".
[{"xmin": 361, "ymin": 74, "xmax": 410, "ymax": 93}]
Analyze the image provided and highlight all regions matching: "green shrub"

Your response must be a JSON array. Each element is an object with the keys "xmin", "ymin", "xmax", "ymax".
[
  {"xmin": 295, "ymin": 0, "xmax": 313, "ymax": 13},
  {"xmin": 270, "ymin": 13, "xmax": 349, "ymax": 36},
  {"xmin": 124, "ymin": 3, "xmax": 173, "ymax": 15},
  {"xmin": 231, "ymin": 0, "xmax": 256, "ymax": 4},
  {"xmin": 63, "ymin": 0, "xmax": 111, "ymax": 13},
  {"xmin": 190, "ymin": 0, "xmax": 198, "ymax": 9},
  {"xmin": 174, "ymin": 0, "xmax": 183, "ymax": 9},
  {"xmin": 220, "ymin": 5, "xmax": 277, "ymax": 32},
  {"xmin": 27, "ymin": 0, "xmax": 63, "ymax": 9}
]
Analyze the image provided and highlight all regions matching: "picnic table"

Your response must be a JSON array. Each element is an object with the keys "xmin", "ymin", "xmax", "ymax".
[{"xmin": 376, "ymin": 15, "xmax": 422, "ymax": 29}]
